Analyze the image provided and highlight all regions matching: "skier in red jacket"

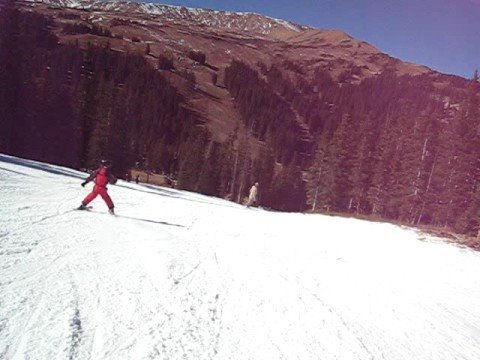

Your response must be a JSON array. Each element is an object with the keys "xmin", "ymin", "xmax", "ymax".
[{"xmin": 78, "ymin": 160, "xmax": 117, "ymax": 214}]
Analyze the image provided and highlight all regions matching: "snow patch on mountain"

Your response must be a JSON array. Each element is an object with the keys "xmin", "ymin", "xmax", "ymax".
[{"xmin": 26, "ymin": 0, "xmax": 306, "ymax": 35}]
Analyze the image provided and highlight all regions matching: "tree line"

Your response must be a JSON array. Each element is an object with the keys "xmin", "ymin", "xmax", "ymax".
[
  {"xmin": 0, "ymin": 2, "xmax": 202, "ymax": 177},
  {"xmin": 222, "ymin": 57, "xmax": 480, "ymax": 234}
]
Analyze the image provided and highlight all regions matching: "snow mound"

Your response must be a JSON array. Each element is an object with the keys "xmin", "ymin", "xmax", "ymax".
[{"xmin": 1, "ymin": 154, "xmax": 480, "ymax": 359}]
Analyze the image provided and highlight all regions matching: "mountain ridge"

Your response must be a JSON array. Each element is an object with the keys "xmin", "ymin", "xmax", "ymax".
[
  {"xmin": 26, "ymin": 0, "xmax": 308, "ymax": 36},
  {"xmin": 23, "ymin": 0, "xmax": 438, "ymax": 82}
]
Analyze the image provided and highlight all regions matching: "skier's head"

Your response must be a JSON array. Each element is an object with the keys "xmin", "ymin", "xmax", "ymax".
[
  {"xmin": 255, "ymin": 182, "xmax": 259, "ymax": 187},
  {"xmin": 100, "ymin": 159, "xmax": 112, "ymax": 168}
]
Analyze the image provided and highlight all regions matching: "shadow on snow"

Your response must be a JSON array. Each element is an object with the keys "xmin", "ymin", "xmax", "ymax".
[
  {"xmin": 115, "ymin": 214, "xmax": 186, "ymax": 228},
  {"xmin": 0, "ymin": 155, "xmax": 85, "ymax": 180},
  {"xmin": 116, "ymin": 183, "xmax": 243, "ymax": 210}
]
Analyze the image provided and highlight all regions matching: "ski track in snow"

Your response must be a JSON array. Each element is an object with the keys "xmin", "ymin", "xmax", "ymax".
[{"xmin": 1, "ymin": 154, "xmax": 480, "ymax": 359}]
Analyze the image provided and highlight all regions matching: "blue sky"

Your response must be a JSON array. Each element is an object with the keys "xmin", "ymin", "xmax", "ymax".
[{"xmin": 144, "ymin": 0, "xmax": 480, "ymax": 79}]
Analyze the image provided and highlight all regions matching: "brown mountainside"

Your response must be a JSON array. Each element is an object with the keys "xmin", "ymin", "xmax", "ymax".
[{"xmin": 20, "ymin": 0, "xmax": 433, "ymax": 141}]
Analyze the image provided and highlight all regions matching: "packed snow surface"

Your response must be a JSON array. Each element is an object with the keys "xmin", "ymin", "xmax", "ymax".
[{"xmin": 1, "ymin": 154, "xmax": 480, "ymax": 360}]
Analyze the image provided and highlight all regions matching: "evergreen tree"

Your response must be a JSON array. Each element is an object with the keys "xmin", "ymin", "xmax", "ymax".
[
  {"xmin": 249, "ymin": 141, "xmax": 276, "ymax": 207},
  {"xmin": 197, "ymin": 141, "xmax": 223, "ymax": 196},
  {"xmin": 177, "ymin": 131, "xmax": 209, "ymax": 191},
  {"xmin": 0, "ymin": 0, "xmax": 25, "ymax": 153}
]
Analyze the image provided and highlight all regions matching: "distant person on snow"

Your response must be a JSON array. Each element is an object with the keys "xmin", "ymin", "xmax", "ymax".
[
  {"xmin": 125, "ymin": 170, "xmax": 132, "ymax": 182},
  {"xmin": 246, "ymin": 182, "xmax": 259, "ymax": 207},
  {"xmin": 135, "ymin": 174, "xmax": 140, "ymax": 184},
  {"xmin": 78, "ymin": 160, "xmax": 117, "ymax": 214}
]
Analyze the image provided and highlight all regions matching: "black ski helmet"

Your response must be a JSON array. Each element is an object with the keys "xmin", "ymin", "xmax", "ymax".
[{"xmin": 100, "ymin": 159, "xmax": 112, "ymax": 168}]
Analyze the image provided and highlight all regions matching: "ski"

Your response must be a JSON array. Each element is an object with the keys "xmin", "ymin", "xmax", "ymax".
[{"xmin": 76, "ymin": 205, "xmax": 93, "ymax": 211}]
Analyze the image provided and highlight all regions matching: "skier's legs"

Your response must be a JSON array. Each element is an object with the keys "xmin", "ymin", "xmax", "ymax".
[
  {"xmin": 82, "ymin": 190, "xmax": 98, "ymax": 205},
  {"xmin": 98, "ymin": 187, "xmax": 114, "ymax": 209}
]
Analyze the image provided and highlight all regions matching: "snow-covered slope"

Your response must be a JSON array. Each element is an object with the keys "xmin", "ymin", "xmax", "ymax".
[{"xmin": 1, "ymin": 154, "xmax": 480, "ymax": 360}]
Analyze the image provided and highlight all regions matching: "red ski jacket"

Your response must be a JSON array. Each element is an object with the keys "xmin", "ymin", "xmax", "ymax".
[{"xmin": 84, "ymin": 166, "xmax": 116, "ymax": 188}]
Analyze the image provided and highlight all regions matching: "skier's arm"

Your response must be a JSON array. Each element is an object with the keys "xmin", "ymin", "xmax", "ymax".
[{"xmin": 82, "ymin": 170, "xmax": 98, "ymax": 187}]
